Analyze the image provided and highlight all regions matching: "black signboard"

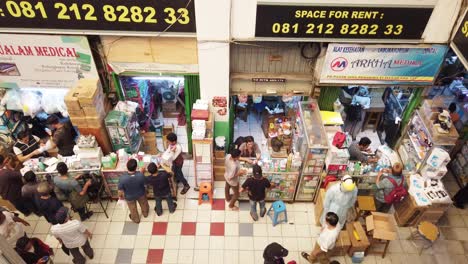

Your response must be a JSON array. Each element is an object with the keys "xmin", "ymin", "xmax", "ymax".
[
  {"xmin": 0, "ymin": 0, "xmax": 196, "ymax": 35},
  {"xmin": 451, "ymin": 10, "xmax": 468, "ymax": 68},
  {"xmin": 255, "ymin": 5, "xmax": 433, "ymax": 40}
]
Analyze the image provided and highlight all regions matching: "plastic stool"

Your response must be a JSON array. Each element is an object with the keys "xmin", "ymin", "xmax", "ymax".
[
  {"xmin": 267, "ymin": 200, "xmax": 288, "ymax": 226},
  {"xmin": 198, "ymin": 182, "xmax": 213, "ymax": 205}
]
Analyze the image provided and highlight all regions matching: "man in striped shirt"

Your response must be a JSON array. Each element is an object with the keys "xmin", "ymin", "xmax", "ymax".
[{"xmin": 50, "ymin": 207, "xmax": 93, "ymax": 264}]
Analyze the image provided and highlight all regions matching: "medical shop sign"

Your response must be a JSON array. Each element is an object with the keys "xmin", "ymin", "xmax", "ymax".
[
  {"xmin": 255, "ymin": 4, "xmax": 433, "ymax": 41},
  {"xmin": 319, "ymin": 44, "xmax": 447, "ymax": 85}
]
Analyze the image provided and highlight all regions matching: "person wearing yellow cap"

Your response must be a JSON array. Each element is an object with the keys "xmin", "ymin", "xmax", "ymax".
[{"xmin": 321, "ymin": 175, "xmax": 358, "ymax": 227}]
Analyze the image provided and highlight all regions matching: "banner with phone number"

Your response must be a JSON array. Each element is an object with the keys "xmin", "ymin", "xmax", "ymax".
[
  {"xmin": 320, "ymin": 44, "xmax": 448, "ymax": 85},
  {"xmin": 0, "ymin": 0, "xmax": 195, "ymax": 35},
  {"xmin": 255, "ymin": 4, "xmax": 434, "ymax": 40}
]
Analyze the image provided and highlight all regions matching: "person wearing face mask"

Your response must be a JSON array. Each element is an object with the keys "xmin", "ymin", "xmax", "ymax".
[
  {"xmin": 162, "ymin": 133, "xmax": 190, "ymax": 195},
  {"xmin": 321, "ymin": 175, "xmax": 358, "ymax": 227}
]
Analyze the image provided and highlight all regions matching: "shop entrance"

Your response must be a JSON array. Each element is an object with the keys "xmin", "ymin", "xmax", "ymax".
[
  {"xmin": 117, "ymin": 74, "xmax": 200, "ymax": 154},
  {"xmin": 232, "ymin": 95, "xmax": 303, "ymax": 156}
]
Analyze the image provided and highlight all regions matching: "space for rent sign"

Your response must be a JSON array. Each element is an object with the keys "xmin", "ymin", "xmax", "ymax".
[{"xmin": 319, "ymin": 43, "xmax": 447, "ymax": 85}]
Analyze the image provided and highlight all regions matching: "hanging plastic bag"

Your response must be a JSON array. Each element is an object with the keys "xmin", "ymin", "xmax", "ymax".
[
  {"xmin": 1, "ymin": 89, "xmax": 23, "ymax": 111},
  {"xmin": 21, "ymin": 91, "xmax": 42, "ymax": 117},
  {"xmin": 42, "ymin": 93, "xmax": 67, "ymax": 115},
  {"xmin": 116, "ymin": 198, "xmax": 128, "ymax": 211}
]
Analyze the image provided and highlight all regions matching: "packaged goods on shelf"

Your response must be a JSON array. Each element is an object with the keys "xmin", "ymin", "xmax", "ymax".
[{"xmin": 425, "ymin": 147, "xmax": 450, "ymax": 168}]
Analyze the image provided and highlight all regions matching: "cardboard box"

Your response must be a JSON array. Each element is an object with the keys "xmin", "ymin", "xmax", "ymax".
[
  {"xmin": 329, "ymin": 231, "xmax": 352, "ymax": 256},
  {"xmin": 86, "ymin": 116, "xmax": 104, "ymax": 128},
  {"xmin": 82, "ymin": 101, "xmax": 105, "ymax": 118},
  {"xmin": 365, "ymin": 212, "xmax": 397, "ymax": 241},
  {"xmin": 68, "ymin": 109, "xmax": 86, "ymax": 118},
  {"xmin": 314, "ymin": 188, "xmax": 326, "ymax": 226},
  {"xmin": 346, "ymin": 222, "xmax": 370, "ymax": 256},
  {"xmin": 214, "ymin": 150, "xmax": 225, "ymax": 159},
  {"xmin": 70, "ymin": 116, "xmax": 88, "ymax": 127}
]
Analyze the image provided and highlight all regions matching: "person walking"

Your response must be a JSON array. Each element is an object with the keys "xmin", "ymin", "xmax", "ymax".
[
  {"xmin": 162, "ymin": 133, "xmax": 190, "ymax": 195},
  {"xmin": 118, "ymin": 159, "xmax": 149, "ymax": 223},
  {"xmin": 240, "ymin": 164, "xmax": 272, "ymax": 221},
  {"xmin": 0, "ymin": 207, "xmax": 30, "ymax": 246},
  {"xmin": 224, "ymin": 149, "xmax": 247, "ymax": 211},
  {"xmin": 0, "ymin": 155, "xmax": 30, "ymax": 215},
  {"xmin": 50, "ymin": 207, "xmax": 93, "ymax": 264}
]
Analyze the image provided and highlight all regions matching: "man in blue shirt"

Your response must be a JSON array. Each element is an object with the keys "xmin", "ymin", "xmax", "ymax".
[{"xmin": 118, "ymin": 159, "xmax": 149, "ymax": 223}]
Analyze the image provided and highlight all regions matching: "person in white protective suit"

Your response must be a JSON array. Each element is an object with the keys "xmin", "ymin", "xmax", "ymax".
[{"xmin": 321, "ymin": 175, "xmax": 358, "ymax": 227}]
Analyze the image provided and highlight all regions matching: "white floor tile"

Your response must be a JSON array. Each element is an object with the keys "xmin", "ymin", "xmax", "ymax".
[
  {"xmin": 90, "ymin": 234, "xmax": 106, "ymax": 249},
  {"xmin": 295, "ymin": 224, "xmax": 312, "ymax": 238},
  {"xmin": 196, "ymin": 223, "xmax": 211, "ymax": 236},
  {"xmin": 224, "ymin": 223, "xmax": 239, "ymax": 236},
  {"xmin": 88, "ymin": 248, "xmax": 103, "ymax": 264},
  {"xmin": 208, "ymin": 250, "xmax": 224, "ymax": 264},
  {"xmin": 99, "ymin": 248, "xmax": 118, "ymax": 263},
  {"xmin": 34, "ymin": 221, "xmax": 51, "ymax": 234},
  {"xmin": 238, "ymin": 250, "xmax": 255, "ymax": 264},
  {"xmin": 164, "ymin": 235, "xmax": 181, "ymax": 249},
  {"xmin": 193, "ymin": 249, "xmax": 209, "ymax": 264},
  {"xmin": 225, "ymin": 211, "xmax": 240, "ymax": 223},
  {"xmin": 209, "ymin": 236, "xmax": 225, "ymax": 250},
  {"xmin": 239, "ymin": 211, "xmax": 254, "ymax": 223},
  {"xmin": 178, "ymin": 249, "xmax": 194, "ymax": 264},
  {"xmin": 197, "ymin": 210, "xmax": 212, "ymax": 222},
  {"xmin": 224, "ymin": 236, "xmax": 239, "ymax": 250},
  {"xmin": 224, "ymin": 250, "xmax": 239, "ymax": 264},
  {"xmin": 93, "ymin": 221, "xmax": 110, "ymax": 235},
  {"xmin": 267, "ymin": 224, "xmax": 283, "ymax": 237},
  {"xmin": 104, "ymin": 234, "xmax": 121, "ymax": 249},
  {"xmin": 149, "ymin": 235, "xmax": 166, "ymax": 249},
  {"xmin": 211, "ymin": 211, "xmax": 225, "ymax": 222},
  {"xmin": 131, "ymin": 249, "xmax": 148, "ymax": 263},
  {"xmin": 162, "ymin": 249, "xmax": 179, "ymax": 263},
  {"xmin": 179, "ymin": 236, "xmax": 195, "ymax": 249},
  {"xmin": 194, "ymin": 236, "xmax": 210, "ymax": 250},
  {"xmin": 282, "ymin": 237, "xmax": 299, "ymax": 251},
  {"xmin": 134, "ymin": 235, "xmax": 151, "ymax": 249},
  {"xmin": 183, "ymin": 210, "xmax": 198, "ymax": 222},
  {"xmin": 297, "ymin": 237, "xmax": 314, "ymax": 251},
  {"xmin": 107, "ymin": 222, "xmax": 124, "ymax": 235},
  {"xmin": 281, "ymin": 224, "xmax": 297, "ymax": 237},
  {"xmin": 254, "ymin": 224, "xmax": 268, "ymax": 237},
  {"xmin": 253, "ymin": 236, "xmax": 269, "ymax": 251},
  {"xmin": 167, "ymin": 222, "xmax": 182, "ymax": 235},
  {"xmin": 238, "ymin": 237, "xmax": 254, "ymax": 251},
  {"xmin": 168, "ymin": 210, "xmax": 184, "ymax": 222},
  {"xmin": 119, "ymin": 235, "xmax": 136, "ymax": 249},
  {"xmin": 137, "ymin": 222, "xmax": 153, "ymax": 235}
]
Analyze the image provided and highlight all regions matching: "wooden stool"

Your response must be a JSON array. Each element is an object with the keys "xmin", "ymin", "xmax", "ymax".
[
  {"xmin": 355, "ymin": 196, "xmax": 376, "ymax": 221},
  {"xmin": 407, "ymin": 221, "xmax": 440, "ymax": 255},
  {"xmin": 363, "ymin": 112, "xmax": 382, "ymax": 132},
  {"xmin": 198, "ymin": 182, "xmax": 213, "ymax": 205}
]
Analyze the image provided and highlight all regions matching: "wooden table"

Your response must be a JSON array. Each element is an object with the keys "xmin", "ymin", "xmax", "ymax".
[
  {"xmin": 355, "ymin": 196, "xmax": 376, "ymax": 221},
  {"xmin": 347, "ymin": 222, "xmax": 370, "ymax": 256}
]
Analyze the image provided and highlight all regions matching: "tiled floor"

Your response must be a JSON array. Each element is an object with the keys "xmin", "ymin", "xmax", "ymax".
[
  {"xmin": 21, "ymin": 176, "xmax": 468, "ymax": 264},
  {"xmin": 16, "ymin": 115, "xmax": 468, "ymax": 264}
]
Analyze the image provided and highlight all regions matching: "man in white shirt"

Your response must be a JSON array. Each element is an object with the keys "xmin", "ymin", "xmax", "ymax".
[
  {"xmin": 0, "ymin": 208, "xmax": 30, "ymax": 246},
  {"xmin": 162, "ymin": 133, "xmax": 190, "ymax": 195},
  {"xmin": 301, "ymin": 212, "xmax": 341, "ymax": 263},
  {"xmin": 50, "ymin": 207, "xmax": 93, "ymax": 264},
  {"xmin": 224, "ymin": 149, "xmax": 247, "ymax": 211}
]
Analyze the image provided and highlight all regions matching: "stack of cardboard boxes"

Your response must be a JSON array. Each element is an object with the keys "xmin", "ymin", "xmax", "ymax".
[{"xmin": 65, "ymin": 79, "xmax": 112, "ymax": 154}]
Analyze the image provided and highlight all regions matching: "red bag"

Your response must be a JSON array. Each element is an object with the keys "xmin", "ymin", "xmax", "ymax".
[
  {"xmin": 321, "ymin": 175, "xmax": 338, "ymax": 189},
  {"xmin": 332, "ymin": 132, "xmax": 346, "ymax": 148},
  {"xmin": 384, "ymin": 175, "xmax": 408, "ymax": 204}
]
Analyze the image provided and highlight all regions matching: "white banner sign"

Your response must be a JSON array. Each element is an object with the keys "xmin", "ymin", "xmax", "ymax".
[
  {"xmin": 0, "ymin": 34, "xmax": 99, "ymax": 89},
  {"xmin": 108, "ymin": 62, "xmax": 199, "ymax": 75},
  {"xmin": 320, "ymin": 43, "xmax": 447, "ymax": 85}
]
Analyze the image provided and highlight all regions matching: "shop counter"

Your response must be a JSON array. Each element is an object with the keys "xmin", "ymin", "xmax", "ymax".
[{"xmin": 238, "ymin": 162, "xmax": 299, "ymax": 202}]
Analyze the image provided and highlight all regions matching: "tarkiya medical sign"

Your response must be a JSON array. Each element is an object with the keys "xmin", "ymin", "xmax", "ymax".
[
  {"xmin": 320, "ymin": 44, "xmax": 447, "ymax": 85},
  {"xmin": 0, "ymin": 34, "xmax": 98, "ymax": 89}
]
